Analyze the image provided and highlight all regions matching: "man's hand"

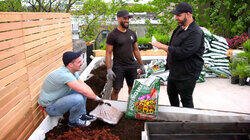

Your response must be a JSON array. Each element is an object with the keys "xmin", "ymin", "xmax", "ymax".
[
  {"xmin": 140, "ymin": 65, "xmax": 146, "ymax": 74},
  {"xmin": 107, "ymin": 68, "xmax": 116, "ymax": 81},
  {"xmin": 149, "ymin": 41, "xmax": 169, "ymax": 53},
  {"xmin": 95, "ymin": 96, "xmax": 104, "ymax": 104}
]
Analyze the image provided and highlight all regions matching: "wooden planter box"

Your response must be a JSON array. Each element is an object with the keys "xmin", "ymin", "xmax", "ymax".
[{"xmin": 93, "ymin": 49, "xmax": 167, "ymax": 57}]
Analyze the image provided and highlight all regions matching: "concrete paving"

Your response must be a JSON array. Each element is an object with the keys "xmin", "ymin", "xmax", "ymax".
[{"xmin": 118, "ymin": 78, "xmax": 250, "ymax": 114}]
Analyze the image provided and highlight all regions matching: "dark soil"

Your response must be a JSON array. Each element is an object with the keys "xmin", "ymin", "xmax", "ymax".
[
  {"xmin": 85, "ymin": 65, "xmax": 107, "ymax": 98},
  {"xmin": 45, "ymin": 65, "xmax": 158, "ymax": 140}
]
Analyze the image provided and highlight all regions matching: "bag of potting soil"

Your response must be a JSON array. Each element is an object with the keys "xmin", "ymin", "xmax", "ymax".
[
  {"xmin": 214, "ymin": 62, "xmax": 229, "ymax": 67},
  {"xmin": 125, "ymin": 77, "xmax": 160, "ymax": 120},
  {"xmin": 211, "ymin": 41, "xmax": 229, "ymax": 49},
  {"xmin": 210, "ymin": 54, "xmax": 227, "ymax": 59},
  {"xmin": 212, "ymin": 34, "xmax": 228, "ymax": 45},
  {"xmin": 210, "ymin": 43, "xmax": 228, "ymax": 51},
  {"xmin": 90, "ymin": 103, "xmax": 123, "ymax": 125},
  {"xmin": 197, "ymin": 71, "xmax": 206, "ymax": 83},
  {"xmin": 144, "ymin": 59, "xmax": 166, "ymax": 78},
  {"xmin": 209, "ymin": 48, "xmax": 227, "ymax": 55},
  {"xmin": 204, "ymin": 65, "xmax": 230, "ymax": 78},
  {"xmin": 213, "ymin": 59, "xmax": 229, "ymax": 63}
]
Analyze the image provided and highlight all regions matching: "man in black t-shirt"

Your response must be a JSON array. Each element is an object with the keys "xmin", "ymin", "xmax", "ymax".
[{"xmin": 106, "ymin": 9, "xmax": 145, "ymax": 100}]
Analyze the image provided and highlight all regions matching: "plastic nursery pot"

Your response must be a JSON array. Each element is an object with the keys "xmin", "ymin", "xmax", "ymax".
[
  {"xmin": 239, "ymin": 78, "xmax": 246, "ymax": 86},
  {"xmin": 231, "ymin": 76, "xmax": 239, "ymax": 84}
]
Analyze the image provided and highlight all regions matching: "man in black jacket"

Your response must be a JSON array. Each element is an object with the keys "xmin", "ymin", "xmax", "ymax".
[{"xmin": 149, "ymin": 2, "xmax": 204, "ymax": 108}]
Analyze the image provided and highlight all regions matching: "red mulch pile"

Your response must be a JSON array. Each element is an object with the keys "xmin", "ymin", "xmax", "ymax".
[
  {"xmin": 45, "ymin": 111, "xmax": 147, "ymax": 140},
  {"xmin": 45, "ymin": 64, "xmax": 159, "ymax": 140}
]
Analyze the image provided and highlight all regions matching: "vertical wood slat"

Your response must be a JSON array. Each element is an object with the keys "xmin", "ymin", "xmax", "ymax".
[{"xmin": 0, "ymin": 12, "xmax": 72, "ymax": 139}]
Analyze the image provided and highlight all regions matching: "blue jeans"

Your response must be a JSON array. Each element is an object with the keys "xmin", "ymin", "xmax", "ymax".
[{"xmin": 45, "ymin": 90, "xmax": 87, "ymax": 123}]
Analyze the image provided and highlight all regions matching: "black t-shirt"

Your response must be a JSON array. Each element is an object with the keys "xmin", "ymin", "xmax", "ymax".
[{"xmin": 106, "ymin": 28, "xmax": 137, "ymax": 66}]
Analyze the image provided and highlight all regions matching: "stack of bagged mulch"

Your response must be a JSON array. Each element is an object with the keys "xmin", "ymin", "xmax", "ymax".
[{"xmin": 197, "ymin": 28, "xmax": 231, "ymax": 83}]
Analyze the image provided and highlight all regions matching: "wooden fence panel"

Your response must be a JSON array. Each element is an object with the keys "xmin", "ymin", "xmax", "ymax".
[{"xmin": 0, "ymin": 12, "xmax": 72, "ymax": 139}]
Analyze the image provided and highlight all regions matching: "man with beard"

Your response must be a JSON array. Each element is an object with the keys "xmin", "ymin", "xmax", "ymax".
[
  {"xmin": 149, "ymin": 2, "xmax": 204, "ymax": 108},
  {"xmin": 106, "ymin": 9, "xmax": 144, "ymax": 100}
]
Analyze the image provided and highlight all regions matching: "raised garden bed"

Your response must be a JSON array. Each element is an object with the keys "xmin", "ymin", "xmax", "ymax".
[
  {"xmin": 29, "ymin": 56, "xmax": 250, "ymax": 140},
  {"xmin": 45, "ymin": 64, "xmax": 154, "ymax": 140}
]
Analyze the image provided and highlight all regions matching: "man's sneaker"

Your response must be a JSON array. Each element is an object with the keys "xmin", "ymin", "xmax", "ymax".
[
  {"xmin": 80, "ymin": 114, "xmax": 97, "ymax": 122},
  {"xmin": 68, "ymin": 119, "xmax": 91, "ymax": 127}
]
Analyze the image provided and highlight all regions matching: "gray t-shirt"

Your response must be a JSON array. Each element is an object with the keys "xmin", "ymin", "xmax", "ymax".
[{"xmin": 38, "ymin": 66, "xmax": 79, "ymax": 107}]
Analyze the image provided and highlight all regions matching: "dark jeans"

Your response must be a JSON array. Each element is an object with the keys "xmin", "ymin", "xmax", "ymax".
[{"xmin": 167, "ymin": 78, "xmax": 197, "ymax": 108}]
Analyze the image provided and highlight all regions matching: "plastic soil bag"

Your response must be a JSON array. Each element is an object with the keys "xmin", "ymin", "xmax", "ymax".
[
  {"xmin": 90, "ymin": 103, "xmax": 123, "ymax": 125},
  {"xmin": 144, "ymin": 59, "xmax": 166, "ymax": 78},
  {"xmin": 126, "ymin": 77, "xmax": 160, "ymax": 120}
]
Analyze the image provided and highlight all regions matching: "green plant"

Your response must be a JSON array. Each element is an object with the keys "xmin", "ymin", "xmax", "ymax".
[
  {"xmin": 242, "ymin": 39, "xmax": 250, "ymax": 52},
  {"xmin": 236, "ymin": 64, "xmax": 247, "ymax": 79},
  {"xmin": 229, "ymin": 58, "xmax": 238, "ymax": 70},
  {"xmin": 230, "ymin": 56, "xmax": 249, "ymax": 77},
  {"xmin": 100, "ymin": 42, "xmax": 106, "ymax": 50},
  {"xmin": 150, "ymin": 0, "xmax": 248, "ymax": 38},
  {"xmin": 153, "ymin": 34, "xmax": 170, "ymax": 44},
  {"xmin": 137, "ymin": 37, "xmax": 151, "ymax": 45},
  {"xmin": 230, "ymin": 69, "xmax": 239, "ymax": 77},
  {"xmin": 226, "ymin": 33, "xmax": 248, "ymax": 49},
  {"xmin": 245, "ymin": 65, "xmax": 250, "ymax": 77}
]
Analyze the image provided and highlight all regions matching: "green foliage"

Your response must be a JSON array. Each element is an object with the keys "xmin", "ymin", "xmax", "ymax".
[
  {"xmin": 153, "ymin": 34, "xmax": 170, "ymax": 44},
  {"xmin": 230, "ymin": 69, "xmax": 238, "ymax": 77},
  {"xmin": 0, "ymin": 0, "xmax": 77, "ymax": 12},
  {"xmin": 72, "ymin": 0, "xmax": 120, "ymax": 42},
  {"xmin": 236, "ymin": 63, "xmax": 247, "ymax": 78},
  {"xmin": 245, "ymin": 65, "xmax": 250, "ymax": 77},
  {"xmin": 243, "ymin": 39, "xmax": 250, "ymax": 52},
  {"xmin": 0, "ymin": 0, "xmax": 25, "ymax": 12},
  {"xmin": 149, "ymin": 0, "xmax": 178, "ymax": 35},
  {"xmin": 124, "ymin": 3, "xmax": 158, "ymax": 13},
  {"xmin": 99, "ymin": 39, "xmax": 107, "ymax": 50},
  {"xmin": 145, "ymin": 20, "xmax": 167, "ymax": 37},
  {"xmin": 137, "ymin": 37, "xmax": 151, "ymax": 45},
  {"xmin": 150, "ymin": 0, "xmax": 248, "ymax": 38}
]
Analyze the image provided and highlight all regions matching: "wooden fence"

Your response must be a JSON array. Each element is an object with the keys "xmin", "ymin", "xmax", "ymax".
[{"xmin": 0, "ymin": 12, "xmax": 72, "ymax": 139}]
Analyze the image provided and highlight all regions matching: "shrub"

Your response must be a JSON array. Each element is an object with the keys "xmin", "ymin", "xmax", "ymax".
[
  {"xmin": 153, "ymin": 34, "xmax": 170, "ymax": 44},
  {"xmin": 242, "ymin": 39, "xmax": 250, "ymax": 52},
  {"xmin": 236, "ymin": 64, "xmax": 247, "ymax": 79},
  {"xmin": 137, "ymin": 37, "xmax": 151, "ymax": 46},
  {"xmin": 226, "ymin": 33, "xmax": 248, "ymax": 49}
]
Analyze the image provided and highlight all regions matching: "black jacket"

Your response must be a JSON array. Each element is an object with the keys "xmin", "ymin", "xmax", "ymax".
[{"xmin": 167, "ymin": 21, "xmax": 204, "ymax": 80}]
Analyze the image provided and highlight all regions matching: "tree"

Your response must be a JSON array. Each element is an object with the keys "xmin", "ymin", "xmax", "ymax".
[
  {"xmin": 0, "ymin": 0, "xmax": 25, "ymax": 12},
  {"xmin": 150, "ymin": 0, "xmax": 249, "ymax": 38},
  {"xmin": 0, "ymin": 0, "xmax": 77, "ymax": 12},
  {"xmin": 72, "ymin": 0, "xmax": 127, "ymax": 41}
]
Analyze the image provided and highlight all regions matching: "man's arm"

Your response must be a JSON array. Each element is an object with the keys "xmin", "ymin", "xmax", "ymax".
[
  {"xmin": 133, "ymin": 42, "xmax": 143, "ymax": 65},
  {"xmin": 106, "ymin": 43, "xmax": 113, "ymax": 69},
  {"xmin": 67, "ymin": 80, "xmax": 98, "ymax": 100}
]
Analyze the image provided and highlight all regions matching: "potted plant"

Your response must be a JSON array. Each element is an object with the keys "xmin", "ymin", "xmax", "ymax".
[
  {"xmin": 245, "ymin": 65, "xmax": 250, "ymax": 86},
  {"xmin": 230, "ymin": 69, "xmax": 239, "ymax": 84},
  {"xmin": 229, "ymin": 57, "xmax": 240, "ymax": 84},
  {"xmin": 153, "ymin": 34, "xmax": 170, "ymax": 45},
  {"xmin": 236, "ymin": 64, "xmax": 247, "ymax": 86},
  {"xmin": 137, "ymin": 37, "xmax": 152, "ymax": 50}
]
